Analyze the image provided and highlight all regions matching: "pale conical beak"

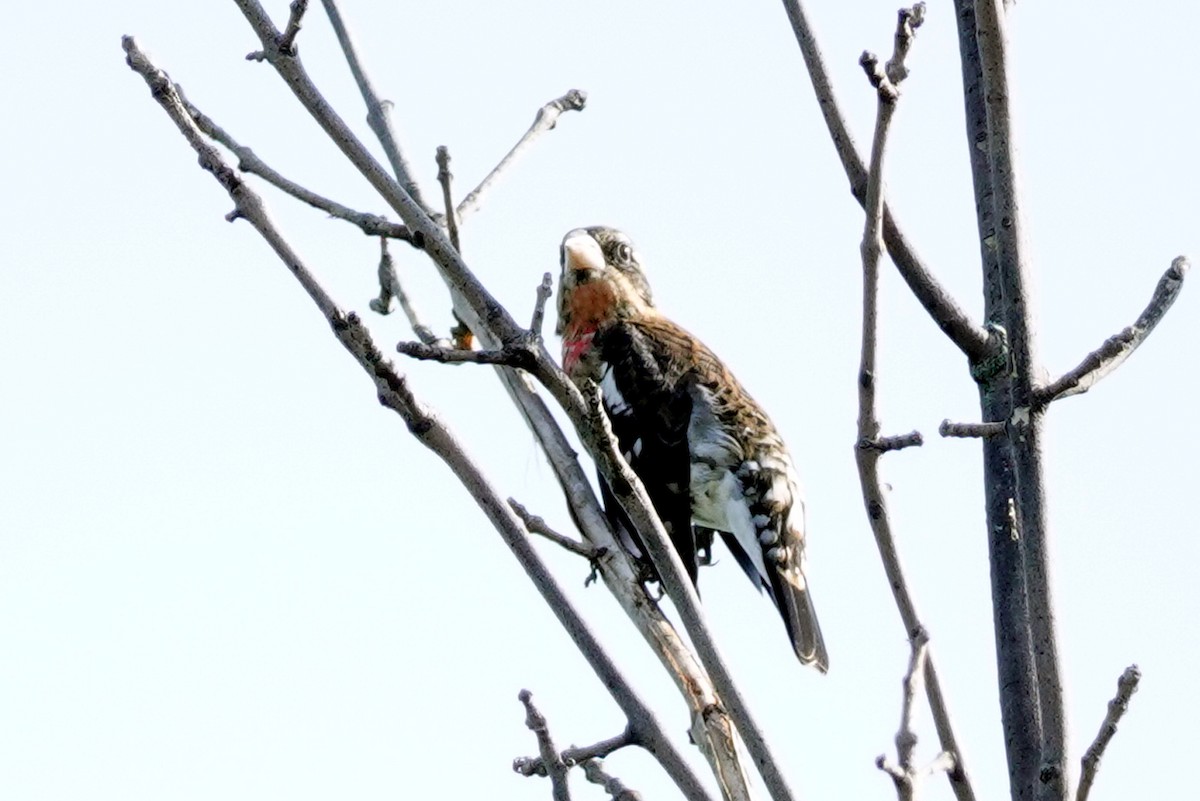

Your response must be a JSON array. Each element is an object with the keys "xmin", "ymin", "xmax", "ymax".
[{"xmin": 562, "ymin": 230, "xmax": 605, "ymax": 274}]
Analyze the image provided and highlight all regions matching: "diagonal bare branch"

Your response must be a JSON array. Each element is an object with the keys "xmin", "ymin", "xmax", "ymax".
[
  {"xmin": 179, "ymin": 89, "xmax": 415, "ymax": 243},
  {"xmin": 319, "ymin": 0, "xmax": 430, "ymax": 212},
  {"xmin": 509, "ymin": 499, "xmax": 598, "ymax": 561},
  {"xmin": 1037, "ymin": 257, "xmax": 1189, "ymax": 405},
  {"xmin": 1076, "ymin": 665, "xmax": 1141, "ymax": 801},
  {"xmin": 455, "ymin": 89, "xmax": 587, "ymax": 224},
  {"xmin": 778, "ymin": 0, "xmax": 990, "ymax": 364},
  {"xmin": 580, "ymin": 758, "xmax": 642, "ymax": 801}
]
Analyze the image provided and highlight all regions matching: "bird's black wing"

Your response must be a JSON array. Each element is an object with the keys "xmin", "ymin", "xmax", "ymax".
[{"xmin": 594, "ymin": 321, "xmax": 699, "ymax": 585}]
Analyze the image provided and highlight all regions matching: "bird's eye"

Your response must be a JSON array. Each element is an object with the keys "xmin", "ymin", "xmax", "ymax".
[{"xmin": 615, "ymin": 243, "xmax": 634, "ymax": 265}]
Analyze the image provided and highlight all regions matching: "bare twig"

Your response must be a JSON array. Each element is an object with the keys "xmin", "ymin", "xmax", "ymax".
[
  {"xmin": 884, "ymin": 3, "xmax": 924, "ymax": 85},
  {"xmin": 396, "ymin": 340, "xmax": 535, "ymax": 369},
  {"xmin": 371, "ymin": 239, "xmax": 447, "ymax": 348},
  {"xmin": 122, "ymin": 39, "xmax": 714, "ymax": 801},
  {"xmin": 179, "ymin": 91, "xmax": 415, "ymax": 243},
  {"xmin": 580, "ymin": 758, "xmax": 642, "ymax": 801},
  {"xmin": 277, "ymin": 0, "xmax": 307, "ymax": 54},
  {"xmin": 455, "ymin": 89, "xmax": 587, "ymax": 224},
  {"xmin": 938, "ymin": 420, "xmax": 1005, "ymax": 439},
  {"xmin": 877, "ymin": 635, "xmax": 956, "ymax": 801},
  {"xmin": 516, "ymin": 690, "xmax": 571, "ymax": 801},
  {"xmin": 562, "ymin": 728, "xmax": 637, "ymax": 766},
  {"xmin": 861, "ymin": 51, "xmax": 898, "ymax": 103},
  {"xmin": 520, "ymin": 727, "xmax": 638, "ymax": 778},
  {"xmin": 530, "ymin": 273, "xmax": 554, "ymax": 339},
  {"xmin": 860, "ymin": 430, "xmax": 924, "ymax": 453},
  {"xmin": 436, "ymin": 146, "xmax": 462, "ymax": 253},
  {"xmin": 778, "ymin": 0, "xmax": 991, "ymax": 365},
  {"xmin": 1077, "ymin": 665, "xmax": 1141, "ymax": 801},
  {"xmin": 851, "ymin": 10, "xmax": 976, "ymax": 801},
  {"xmin": 508, "ymin": 499, "xmax": 598, "ymax": 560},
  {"xmin": 1037, "ymin": 257, "xmax": 1189, "ymax": 405},
  {"xmin": 319, "ymin": 0, "xmax": 428, "ymax": 210}
]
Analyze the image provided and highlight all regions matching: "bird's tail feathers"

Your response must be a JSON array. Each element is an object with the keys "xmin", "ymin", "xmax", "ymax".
[{"xmin": 778, "ymin": 565, "xmax": 829, "ymax": 673}]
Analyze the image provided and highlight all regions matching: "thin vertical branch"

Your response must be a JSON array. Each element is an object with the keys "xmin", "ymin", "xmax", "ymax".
[
  {"xmin": 853, "ymin": 9, "xmax": 976, "ymax": 801},
  {"xmin": 777, "ymin": 0, "xmax": 990, "ymax": 363},
  {"xmin": 973, "ymin": 3, "xmax": 1067, "ymax": 799},
  {"xmin": 518, "ymin": 690, "xmax": 572, "ymax": 801},
  {"xmin": 436, "ymin": 146, "xmax": 462, "ymax": 253}
]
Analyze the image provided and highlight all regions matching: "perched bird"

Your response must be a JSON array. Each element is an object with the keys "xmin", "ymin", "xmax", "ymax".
[{"xmin": 556, "ymin": 226, "xmax": 828, "ymax": 672}]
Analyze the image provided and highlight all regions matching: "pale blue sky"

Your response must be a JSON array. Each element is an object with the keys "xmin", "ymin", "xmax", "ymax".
[{"xmin": 2, "ymin": 2, "xmax": 1197, "ymax": 800}]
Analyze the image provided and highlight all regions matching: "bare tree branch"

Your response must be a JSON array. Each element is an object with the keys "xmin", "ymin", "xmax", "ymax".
[
  {"xmin": 508, "ymin": 498, "xmax": 598, "ymax": 561},
  {"xmin": 179, "ymin": 90, "xmax": 416, "ymax": 243},
  {"xmin": 530, "ymin": 272, "xmax": 554, "ymax": 340},
  {"xmin": 938, "ymin": 420, "xmax": 1005, "ymax": 439},
  {"xmin": 1037, "ymin": 257, "xmax": 1189, "ymax": 405},
  {"xmin": 436, "ymin": 146, "xmax": 462, "ymax": 253},
  {"xmin": 877, "ymin": 635, "xmax": 957, "ymax": 801},
  {"xmin": 580, "ymin": 758, "xmax": 642, "ymax": 801},
  {"xmin": 396, "ymin": 340, "xmax": 535, "ymax": 368},
  {"xmin": 455, "ymin": 89, "xmax": 588, "ymax": 225},
  {"xmin": 515, "ymin": 690, "xmax": 572, "ymax": 801},
  {"xmin": 122, "ymin": 39, "xmax": 716, "ymax": 801},
  {"xmin": 563, "ymin": 729, "xmax": 637, "ymax": 766},
  {"xmin": 777, "ymin": 0, "xmax": 991, "ymax": 365},
  {"xmin": 1076, "ymin": 666, "xmax": 1141, "ymax": 801},
  {"xmin": 319, "ymin": 0, "xmax": 430, "ymax": 212},
  {"xmin": 371, "ymin": 238, "xmax": 448, "ymax": 348},
  {"xmin": 277, "ymin": 0, "xmax": 307, "ymax": 54},
  {"xmin": 520, "ymin": 727, "xmax": 640, "ymax": 779},
  {"xmin": 852, "ymin": 10, "xmax": 976, "ymax": 801},
  {"xmin": 860, "ymin": 430, "xmax": 924, "ymax": 453},
  {"xmin": 973, "ymin": 4, "xmax": 1068, "ymax": 796}
]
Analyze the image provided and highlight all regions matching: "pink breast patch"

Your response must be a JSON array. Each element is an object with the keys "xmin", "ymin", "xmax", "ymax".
[{"xmin": 562, "ymin": 330, "xmax": 596, "ymax": 374}]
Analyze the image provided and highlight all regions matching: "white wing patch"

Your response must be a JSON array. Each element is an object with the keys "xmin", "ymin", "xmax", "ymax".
[
  {"xmin": 690, "ymin": 466, "xmax": 771, "ymax": 589},
  {"xmin": 599, "ymin": 364, "xmax": 631, "ymax": 417}
]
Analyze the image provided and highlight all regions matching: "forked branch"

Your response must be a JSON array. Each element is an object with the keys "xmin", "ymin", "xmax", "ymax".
[
  {"xmin": 877, "ymin": 634, "xmax": 957, "ymax": 801},
  {"xmin": 180, "ymin": 90, "xmax": 416, "ymax": 243},
  {"xmin": 778, "ymin": 0, "xmax": 990, "ymax": 364},
  {"xmin": 514, "ymin": 690, "xmax": 572, "ymax": 801}
]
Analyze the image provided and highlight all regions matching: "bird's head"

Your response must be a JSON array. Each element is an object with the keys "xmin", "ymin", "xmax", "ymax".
[{"xmin": 556, "ymin": 226, "xmax": 654, "ymax": 340}]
